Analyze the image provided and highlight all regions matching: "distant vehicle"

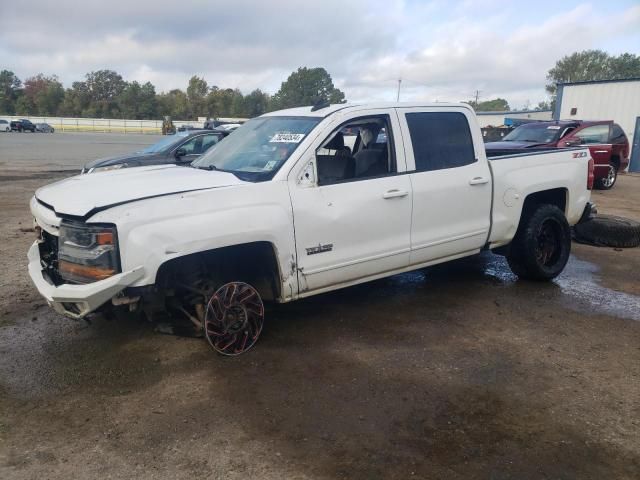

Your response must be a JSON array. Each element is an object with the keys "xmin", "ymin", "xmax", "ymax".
[
  {"xmin": 10, "ymin": 119, "xmax": 36, "ymax": 132},
  {"xmin": 0, "ymin": 119, "xmax": 10, "ymax": 132},
  {"xmin": 177, "ymin": 125, "xmax": 200, "ymax": 132},
  {"xmin": 485, "ymin": 120, "xmax": 630, "ymax": 189},
  {"xmin": 35, "ymin": 123, "xmax": 55, "ymax": 133},
  {"xmin": 81, "ymin": 129, "xmax": 228, "ymax": 173},
  {"xmin": 212, "ymin": 123, "xmax": 241, "ymax": 132},
  {"xmin": 204, "ymin": 119, "xmax": 226, "ymax": 129},
  {"xmin": 481, "ymin": 125, "xmax": 514, "ymax": 142}
]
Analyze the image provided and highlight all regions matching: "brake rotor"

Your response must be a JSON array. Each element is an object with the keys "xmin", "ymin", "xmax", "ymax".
[{"xmin": 204, "ymin": 282, "xmax": 264, "ymax": 356}]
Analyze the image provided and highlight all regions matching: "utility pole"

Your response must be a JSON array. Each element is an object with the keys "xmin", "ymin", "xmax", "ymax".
[
  {"xmin": 396, "ymin": 78, "xmax": 402, "ymax": 102},
  {"xmin": 474, "ymin": 89, "xmax": 481, "ymax": 106}
]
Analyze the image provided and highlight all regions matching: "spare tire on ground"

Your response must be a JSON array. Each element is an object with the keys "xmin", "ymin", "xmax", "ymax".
[{"xmin": 573, "ymin": 214, "xmax": 640, "ymax": 248}]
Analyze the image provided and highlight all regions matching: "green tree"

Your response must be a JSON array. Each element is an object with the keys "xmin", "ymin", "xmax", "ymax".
[
  {"xmin": 157, "ymin": 89, "xmax": 189, "ymax": 119},
  {"xmin": 466, "ymin": 98, "xmax": 510, "ymax": 112},
  {"xmin": 545, "ymin": 50, "xmax": 640, "ymax": 96},
  {"xmin": 186, "ymin": 75, "xmax": 208, "ymax": 118},
  {"xmin": 608, "ymin": 53, "xmax": 640, "ymax": 79},
  {"xmin": 117, "ymin": 81, "xmax": 158, "ymax": 119},
  {"xmin": 243, "ymin": 89, "xmax": 270, "ymax": 117},
  {"xmin": 0, "ymin": 70, "xmax": 22, "ymax": 114},
  {"xmin": 271, "ymin": 67, "xmax": 345, "ymax": 110},
  {"xmin": 81, "ymin": 70, "xmax": 126, "ymax": 117},
  {"xmin": 230, "ymin": 89, "xmax": 246, "ymax": 117},
  {"xmin": 58, "ymin": 83, "xmax": 90, "ymax": 117},
  {"xmin": 209, "ymin": 88, "xmax": 237, "ymax": 117}
]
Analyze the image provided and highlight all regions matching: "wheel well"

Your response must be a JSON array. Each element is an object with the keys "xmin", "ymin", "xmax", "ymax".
[
  {"xmin": 611, "ymin": 155, "xmax": 620, "ymax": 169},
  {"xmin": 156, "ymin": 242, "xmax": 282, "ymax": 301},
  {"xmin": 522, "ymin": 188, "xmax": 567, "ymax": 217},
  {"xmin": 493, "ymin": 188, "xmax": 568, "ymax": 257}
]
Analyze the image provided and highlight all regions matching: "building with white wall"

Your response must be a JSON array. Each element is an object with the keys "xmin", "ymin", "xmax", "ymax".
[
  {"xmin": 475, "ymin": 109, "xmax": 553, "ymax": 128},
  {"xmin": 555, "ymin": 78, "xmax": 640, "ymax": 171}
]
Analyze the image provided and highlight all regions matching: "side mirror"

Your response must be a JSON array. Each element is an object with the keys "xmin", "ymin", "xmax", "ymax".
[
  {"xmin": 564, "ymin": 138, "xmax": 581, "ymax": 147},
  {"xmin": 175, "ymin": 147, "xmax": 187, "ymax": 158}
]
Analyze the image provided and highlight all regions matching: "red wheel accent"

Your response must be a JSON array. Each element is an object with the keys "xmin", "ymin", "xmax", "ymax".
[{"xmin": 204, "ymin": 282, "xmax": 264, "ymax": 356}]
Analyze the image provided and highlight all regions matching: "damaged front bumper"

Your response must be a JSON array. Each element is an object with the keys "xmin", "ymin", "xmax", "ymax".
[{"xmin": 28, "ymin": 241, "xmax": 145, "ymax": 319}]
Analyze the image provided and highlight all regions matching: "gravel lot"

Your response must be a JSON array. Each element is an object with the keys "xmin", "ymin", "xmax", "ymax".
[{"xmin": 1, "ymin": 133, "xmax": 639, "ymax": 479}]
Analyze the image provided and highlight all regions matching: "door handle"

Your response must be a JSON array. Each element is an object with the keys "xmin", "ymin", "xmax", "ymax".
[
  {"xmin": 383, "ymin": 189, "xmax": 409, "ymax": 199},
  {"xmin": 593, "ymin": 150, "xmax": 608, "ymax": 154},
  {"xmin": 469, "ymin": 177, "xmax": 490, "ymax": 185}
]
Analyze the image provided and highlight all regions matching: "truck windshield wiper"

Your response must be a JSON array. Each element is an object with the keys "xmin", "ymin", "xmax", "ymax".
[{"xmin": 191, "ymin": 164, "xmax": 218, "ymax": 171}]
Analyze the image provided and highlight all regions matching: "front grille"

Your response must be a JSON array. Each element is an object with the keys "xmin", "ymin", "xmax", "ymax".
[{"xmin": 38, "ymin": 230, "xmax": 63, "ymax": 285}]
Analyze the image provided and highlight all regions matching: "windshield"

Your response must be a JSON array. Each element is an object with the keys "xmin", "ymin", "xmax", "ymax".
[
  {"xmin": 141, "ymin": 132, "xmax": 188, "ymax": 153},
  {"xmin": 192, "ymin": 116, "xmax": 321, "ymax": 181},
  {"xmin": 502, "ymin": 124, "xmax": 565, "ymax": 143}
]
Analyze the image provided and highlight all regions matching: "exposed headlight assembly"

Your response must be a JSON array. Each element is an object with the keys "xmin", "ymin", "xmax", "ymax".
[{"xmin": 58, "ymin": 221, "xmax": 120, "ymax": 283}]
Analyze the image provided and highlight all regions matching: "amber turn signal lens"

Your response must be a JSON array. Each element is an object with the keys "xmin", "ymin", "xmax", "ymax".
[
  {"xmin": 58, "ymin": 260, "xmax": 116, "ymax": 281},
  {"xmin": 95, "ymin": 232, "xmax": 114, "ymax": 245}
]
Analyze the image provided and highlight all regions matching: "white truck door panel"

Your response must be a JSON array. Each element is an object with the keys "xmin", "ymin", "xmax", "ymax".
[
  {"xmin": 397, "ymin": 108, "xmax": 492, "ymax": 265},
  {"xmin": 289, "ymin": 110, "xmax": 412, "ymax": 293}
]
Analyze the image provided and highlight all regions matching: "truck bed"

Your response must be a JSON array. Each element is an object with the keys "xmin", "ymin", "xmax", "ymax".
[{"xmin": 487, "ymin": 147, "xmax": 591, "ymax": 247}]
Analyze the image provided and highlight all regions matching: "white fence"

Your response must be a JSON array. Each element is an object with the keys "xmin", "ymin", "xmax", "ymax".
[{"xmin": 0, "ymin": 115, "xmax": 206, "ymax": 134}]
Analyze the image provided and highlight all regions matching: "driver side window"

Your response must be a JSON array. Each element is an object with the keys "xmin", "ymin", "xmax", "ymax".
[
  {"xmin": 573, "ymin": 125, "xmax": 609, "ymax": 144},
  {"xmin": 179, "ymin": 136, "xmax": 204, "ymax": 155},
  {"xmin": 316, "ymin": 115, "xmax": 395, "ymax": 186}
]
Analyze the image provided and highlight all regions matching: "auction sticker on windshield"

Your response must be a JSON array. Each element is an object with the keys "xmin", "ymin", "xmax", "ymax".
[
  {"xmin": 264, "ymin": 160, "xmax": 278, "ymax": 170},
  {"xmin": 270, "ymin": 133, "xmax": 305, "ymax": 143}
]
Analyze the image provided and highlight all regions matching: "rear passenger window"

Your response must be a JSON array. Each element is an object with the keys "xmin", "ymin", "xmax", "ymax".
[
  {"xmin": 405, "ymin": 112, "xmax": 476, "ymax": 172},
  {"xmin": 609, "ymin": 124, "xmax": 627, "ymax": 144}
]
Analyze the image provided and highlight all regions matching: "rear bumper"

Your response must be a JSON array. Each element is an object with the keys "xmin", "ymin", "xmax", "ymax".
[{"xmin": 28, "ymin": 241, "xmax": 145, "ymax": 319}]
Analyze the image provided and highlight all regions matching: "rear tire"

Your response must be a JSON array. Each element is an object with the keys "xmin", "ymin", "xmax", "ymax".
[
  {"xmin": 506, "ymin": 204, "xmax": 571, "ymax": 280},
  {"xmin": 596, "ymin": 163, "xmax": 618, "ymax": 190}
]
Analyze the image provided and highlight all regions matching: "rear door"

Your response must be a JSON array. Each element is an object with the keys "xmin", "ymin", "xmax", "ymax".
[{"xmin": 397, "ymin": 107, "xmax": 492, "ymax": 265}]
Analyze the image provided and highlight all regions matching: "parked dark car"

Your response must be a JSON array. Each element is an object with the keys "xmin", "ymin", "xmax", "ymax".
[
  {"xmin": 177, "ymin": 124, "xmax": 200, "ymax": 132},
  {"xmin": 485, "ymin": 120, "xmax": 630, "ymax": 189},
  {"xmin": 82, "ymin": 130, "xmax": 228, "ymax": 173},
  {"xmin": 35, "ymin": 123, "xmax": 55, "ymax": 133},
  {"xmin": 10, "ymin": 119, "xmax": 36, "ymax": 132}
]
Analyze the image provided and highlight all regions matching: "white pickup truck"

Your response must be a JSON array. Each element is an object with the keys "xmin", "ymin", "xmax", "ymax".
[{"xmin": 28, "ymin": 102, "xmax": 595, "ymax": 355}]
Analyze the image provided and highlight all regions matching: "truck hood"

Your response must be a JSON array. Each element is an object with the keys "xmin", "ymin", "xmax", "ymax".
[{"xmin": 35, "ymin": 164, "xmax": 244, "ymax": 218}]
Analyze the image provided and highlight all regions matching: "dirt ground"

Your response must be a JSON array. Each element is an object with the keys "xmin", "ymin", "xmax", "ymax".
[{"xmin": 1, "ymin": 135, "xmax": 639, "ymax": 479}]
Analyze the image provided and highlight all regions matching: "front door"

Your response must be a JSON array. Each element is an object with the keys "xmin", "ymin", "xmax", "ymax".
[
  {"xmin": 397, "ymin": 108, "xmax": 492, "ymax": 265},
  {"xmin": 288, "ymin": 111, "xmax": 412, "ymax": 293},
  {"xmin": 565, "ymin": 124, "xmax": 612, "ymax": 177}
]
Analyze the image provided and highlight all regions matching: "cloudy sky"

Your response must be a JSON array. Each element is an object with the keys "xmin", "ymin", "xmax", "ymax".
[{"xmin": 1, "ymin": 0, "xmax": 639, "ymax": 109}]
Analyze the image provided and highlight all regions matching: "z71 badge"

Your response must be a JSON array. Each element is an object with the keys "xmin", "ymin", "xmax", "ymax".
[
  {"xmin": 305, "ymin": 243, "xmax": 333, "ymax": 255},
  {"xmin": 572, "ymin": 151, "xmax": 588, "ymax": 158}
]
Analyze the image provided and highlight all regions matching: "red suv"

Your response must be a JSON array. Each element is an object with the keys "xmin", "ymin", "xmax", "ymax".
[{"xmin": 485, "ymin": 120, "xmax": 630, "ymax": 189}]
